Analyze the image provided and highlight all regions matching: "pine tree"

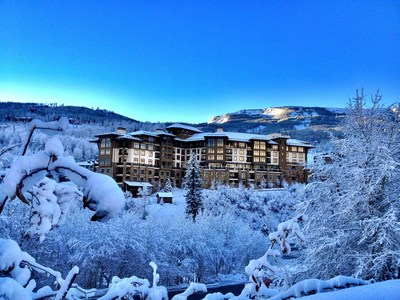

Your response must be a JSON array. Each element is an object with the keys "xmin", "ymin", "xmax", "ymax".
[
  {"xmin": 183, "ymin": 153, "xmax": 203, "ymax": 222},
  {"xmin": 164, "ymin": 178, "xmax": 173, "ymax": 193}
]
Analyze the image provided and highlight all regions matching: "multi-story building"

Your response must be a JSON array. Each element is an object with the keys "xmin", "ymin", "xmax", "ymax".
[{"xmin": 94, "ymin": 124, "xmax": 314, "ymax": 191}]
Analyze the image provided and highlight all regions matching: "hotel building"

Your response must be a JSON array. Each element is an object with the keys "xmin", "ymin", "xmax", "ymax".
[{"xmin": 94, "ymin": 124, "xmax": 314, "ymax": 190}]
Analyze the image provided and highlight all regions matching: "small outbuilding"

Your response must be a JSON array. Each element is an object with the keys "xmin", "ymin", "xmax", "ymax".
[
  {"xmin": 156, "ymin": 192, "xmax": 173, "ymax": 204},
  {"xmin": 124, "ymin": 181, "xmax": 153, "ymax": 197}
]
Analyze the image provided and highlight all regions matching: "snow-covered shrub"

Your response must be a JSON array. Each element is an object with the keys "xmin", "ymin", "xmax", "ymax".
[{"xmin": 202, "ymin": 183, "xmax": 305, "ymax": 234}]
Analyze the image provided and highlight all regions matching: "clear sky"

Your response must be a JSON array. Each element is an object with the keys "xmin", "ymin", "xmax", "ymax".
[{"xmin": 0, "ymin": 1, "xmax": 399, "ymax": 123}]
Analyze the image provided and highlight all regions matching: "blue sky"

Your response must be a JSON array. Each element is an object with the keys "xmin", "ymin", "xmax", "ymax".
[{"xmin": 0, "ymin": 1, "xmax": 399, "ymax": 123}]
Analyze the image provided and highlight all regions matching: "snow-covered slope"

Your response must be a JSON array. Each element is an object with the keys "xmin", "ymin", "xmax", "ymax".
[
  {"xmin": 204, "ymin": 106, "xmax": 345, "ymax": 141},
  {"xmin": 208, "ymin": 106, "xmax": 343, "ymax": 125}
]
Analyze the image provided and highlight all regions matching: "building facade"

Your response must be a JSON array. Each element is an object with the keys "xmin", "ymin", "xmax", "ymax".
[{"xmin": 94, "ymin": 124, "xmax": 314, "ymax": 189}]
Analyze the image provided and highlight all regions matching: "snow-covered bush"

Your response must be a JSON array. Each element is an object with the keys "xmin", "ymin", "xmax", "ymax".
[{"xmin": 202, "ymin": 183, "xmax": 305, "ymax": 234}]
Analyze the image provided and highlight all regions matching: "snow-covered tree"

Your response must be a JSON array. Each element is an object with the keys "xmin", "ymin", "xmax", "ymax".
[
  {"xmin": 299, "ymin": 90, "xmax": 400, "ymax": 281},
  {"xmin": 183, "ymin": 153, "xmax": 203, "ymax": 222},
  {"xmin": 0, "ymin": 118, "xmax": 125, "ymax": 237},
  {"xmin": 163, "ymin": 178, "xmax": 172, "ymax": 193},
  {"xmin": 138, "ymin": 186, "xmax": 151, "ymax": 220}
]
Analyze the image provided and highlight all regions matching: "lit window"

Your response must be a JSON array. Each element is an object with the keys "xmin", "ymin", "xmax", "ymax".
[
  {"xmin": 239, "ymin": 156, "xmax": 244, "ymax": 161},
  {"xmin": 217, "ymin": 155, "xmax": 224, "ymax": 160},
  {"xmin": 292, "ymin": 146, "xmax": 298, "ymax": 152},
  {"xmin": 254, "ymin": 157, "xmax": 260, "ymax": 162},
  {"xmin": 298, "ymin": 147, "xmax": 304, "ymax": 152},
  {"xmin": 208, "ymin": 155, "xmax": 214, "ymax": 160},
  {"xmin": 217, "ymin": 148, "xmax": 224, "ymax": 153},
  {"xmin": 239, "ymin": 150, "xmax": 244, "ymax": 155},
  {"xmin": 217, "ymin": 138, "xmax": 224, "ymax": 147}
]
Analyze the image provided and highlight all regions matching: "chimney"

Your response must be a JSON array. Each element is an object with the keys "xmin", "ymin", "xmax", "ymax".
[
  {"xmin": 117, "ymin": 127, "xmax": 127, "ymax": 135},
  {"xmin": 216, "ymin": 126, "xmax": 224, "ymax": 132},
  {"xmin": 155, "ymin": 128, "xmax": 164, "ymax": 134}
]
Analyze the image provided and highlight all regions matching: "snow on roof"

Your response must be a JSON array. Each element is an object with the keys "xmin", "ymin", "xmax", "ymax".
[
  {"xmin": 129, "ymin": 130, "xmax": 159, "ymax": 137},
  {"xmin": 157, "ymin": 192, "xmax": 173, "ymax": 198},
  {"xmin": 184, "ymin": 132, "xmax": 288, "ymax": 143},
  {"xmin": 116, "ymin": 135, "xmax": 142, "ymax": 141},
  {"xmin": 167, "ymin": 123, "xmax": 202, "ymax": 133},
  {"xmin": 95, "ymin": 132, "xmax": 123, "ymax": 137},
  {"xmin": 124, "ymin": 181, "xmax": 153, "ymax": 187},
  {"xmin": 287, "ymin": 139, "xmax": 315, "ymax": 148}
]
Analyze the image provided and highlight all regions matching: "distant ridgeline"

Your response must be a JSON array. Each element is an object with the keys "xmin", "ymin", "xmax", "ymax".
[
  {"xmin": 0, "ymin": 102, "xmax": 138, "ymax": 125},
  {"xmin": 0, "ymin": 102, "xmax": 346, "ymax": 144}
]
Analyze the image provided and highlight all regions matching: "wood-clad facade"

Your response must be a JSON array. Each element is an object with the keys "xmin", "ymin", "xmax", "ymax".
[{"xmin": 94, "ymin": 124, "xmax": 314, "ymax": 190}]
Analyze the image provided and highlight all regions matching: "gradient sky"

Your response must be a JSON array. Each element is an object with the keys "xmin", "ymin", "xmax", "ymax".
[{"xmin": 1, "ymin": 1, "xmax": 399, "ymax": 123}]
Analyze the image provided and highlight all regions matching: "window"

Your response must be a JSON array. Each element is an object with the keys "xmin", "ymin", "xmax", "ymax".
[
  {"xmin": 272, "ymin": 145, "xmax": 278, "ymax": 150},
  {"xmin": 148, "ymin": 144, "xmax": 154, "ymax": 151},
  {"xmin": 234, "ymin": 156, "xmax": 237, "ymax": 161},
  {"xmin": 254, "ymin": 150, "xmax": 260, "ymax": 156},
  {"xmin": 134, "ymin": 143, "xmax": 139, "ymax": 149},
  {"xmin": 239, "ymin": 150, "xmax": 244, "ymax": 155},
  {"xmin": 260, "ymin": 150, "xmax": 265, "ymax": 156},
  {"xmin": 260, "ymin": 142, "xmax": 266, "ymax": 150},
  {"xmin": 254, "ymin": 157, "xmax": 260, "ymax": 162},
  {"xmin": 208, "ymin": 155, "xmax": 214, "ymax": 160},
  {"xmin": 239, "ymin": 142, "xmax": 245, "ymax": 148},
  {"xmin": 299, "ymin": 153, "xmax": 304, "ymax": 158},
  {"xmin": 208, "ymin": 148, "xmax": 215, "ymax": 154},
  {"xmin": 141, "ymin": 151, "xmax": 145, "ymax": 156},
  {"xmin": 134, "ymin": 158, "xmax": 138, "ymax": 163},
  {"xmin": 239, "ymin": 156, "xmax": 244, "ymax": 161},
  {"xmin": 273, "ymin": 158, "xmax": 278, "ymax": 164},
  {"xmin": 177, "ymin": 148, "xmax": 181, "ymax": 154},
  {"xmin": 148, "ymin": 159, "xmax": 153, "ymax": 165},
  {"xmin": 292, "ymin": 153, "xmax": 297, "ymax": 158},
  {"xmin": 273, "ymin": 152, "xmax": 278, "ymax": 157},
  {"xmin": 217, "ymin": 155, "xmax": 224, "ymax": 160},
  {"xmin": 292, "ymin": 146, "xmax": 298, "ymax": 152},
  {"xmin": 217, "ymin": 148, "xmax": 224, "ymax": 153},
  {"xmin": 141, "ymin": 144, "xmax": 146, "ymax": 150},
  {"xmin": 254, "ymin": 141, "xmax": 260, "ymax": 149},
  {"xmin": 259, "ymin": 157, "xmax": 266, "ymax": 163},
  {"xmin": 298, "ymin": 147, "xmax": 304, "ymax": 152},
  {"xmin": 234, "ymin": 149, "xmax": 237, "ymax": 154},
  {"xmin": 217, "ymin": 138, "xmax": 224, "ymax": 147},
  {"xmin": 140, "ymin": 158, "xmax": 145, "ymax": 164},
  {"xmin": 207, "ymin": 139, "xmax": 215, "ymax": 147}
]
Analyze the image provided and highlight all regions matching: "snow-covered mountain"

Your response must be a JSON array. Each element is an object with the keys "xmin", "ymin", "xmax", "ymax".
[{"xmin": 202, "ymin": 106, "xmax": 346, "ymax": 143}]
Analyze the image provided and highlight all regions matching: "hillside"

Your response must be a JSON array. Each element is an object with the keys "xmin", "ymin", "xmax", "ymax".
[{"xmin": 0, "ymin": 102, "xmax": 139, "ymax": 124}]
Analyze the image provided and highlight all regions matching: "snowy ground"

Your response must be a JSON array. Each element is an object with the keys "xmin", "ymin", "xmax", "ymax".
[
  {"xmin": 302, "ymin": 280, "xmax": 400, "ymax": 300},
  {"xmin": 146, "ymin": 188, "xmax": 187, "ymax": 218}
]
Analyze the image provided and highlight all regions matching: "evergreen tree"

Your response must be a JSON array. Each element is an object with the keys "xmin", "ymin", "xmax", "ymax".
[
  {"xmin": 299, "ymin": 90, "xmax": 400, "ymax": 280},
  {"xmin": 163, "ymin": 178, "xmax": 173, "ymax": 193},
  {"xmin": 183, "ymin": 153, "xmax": 203, "ymax": 221}
]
